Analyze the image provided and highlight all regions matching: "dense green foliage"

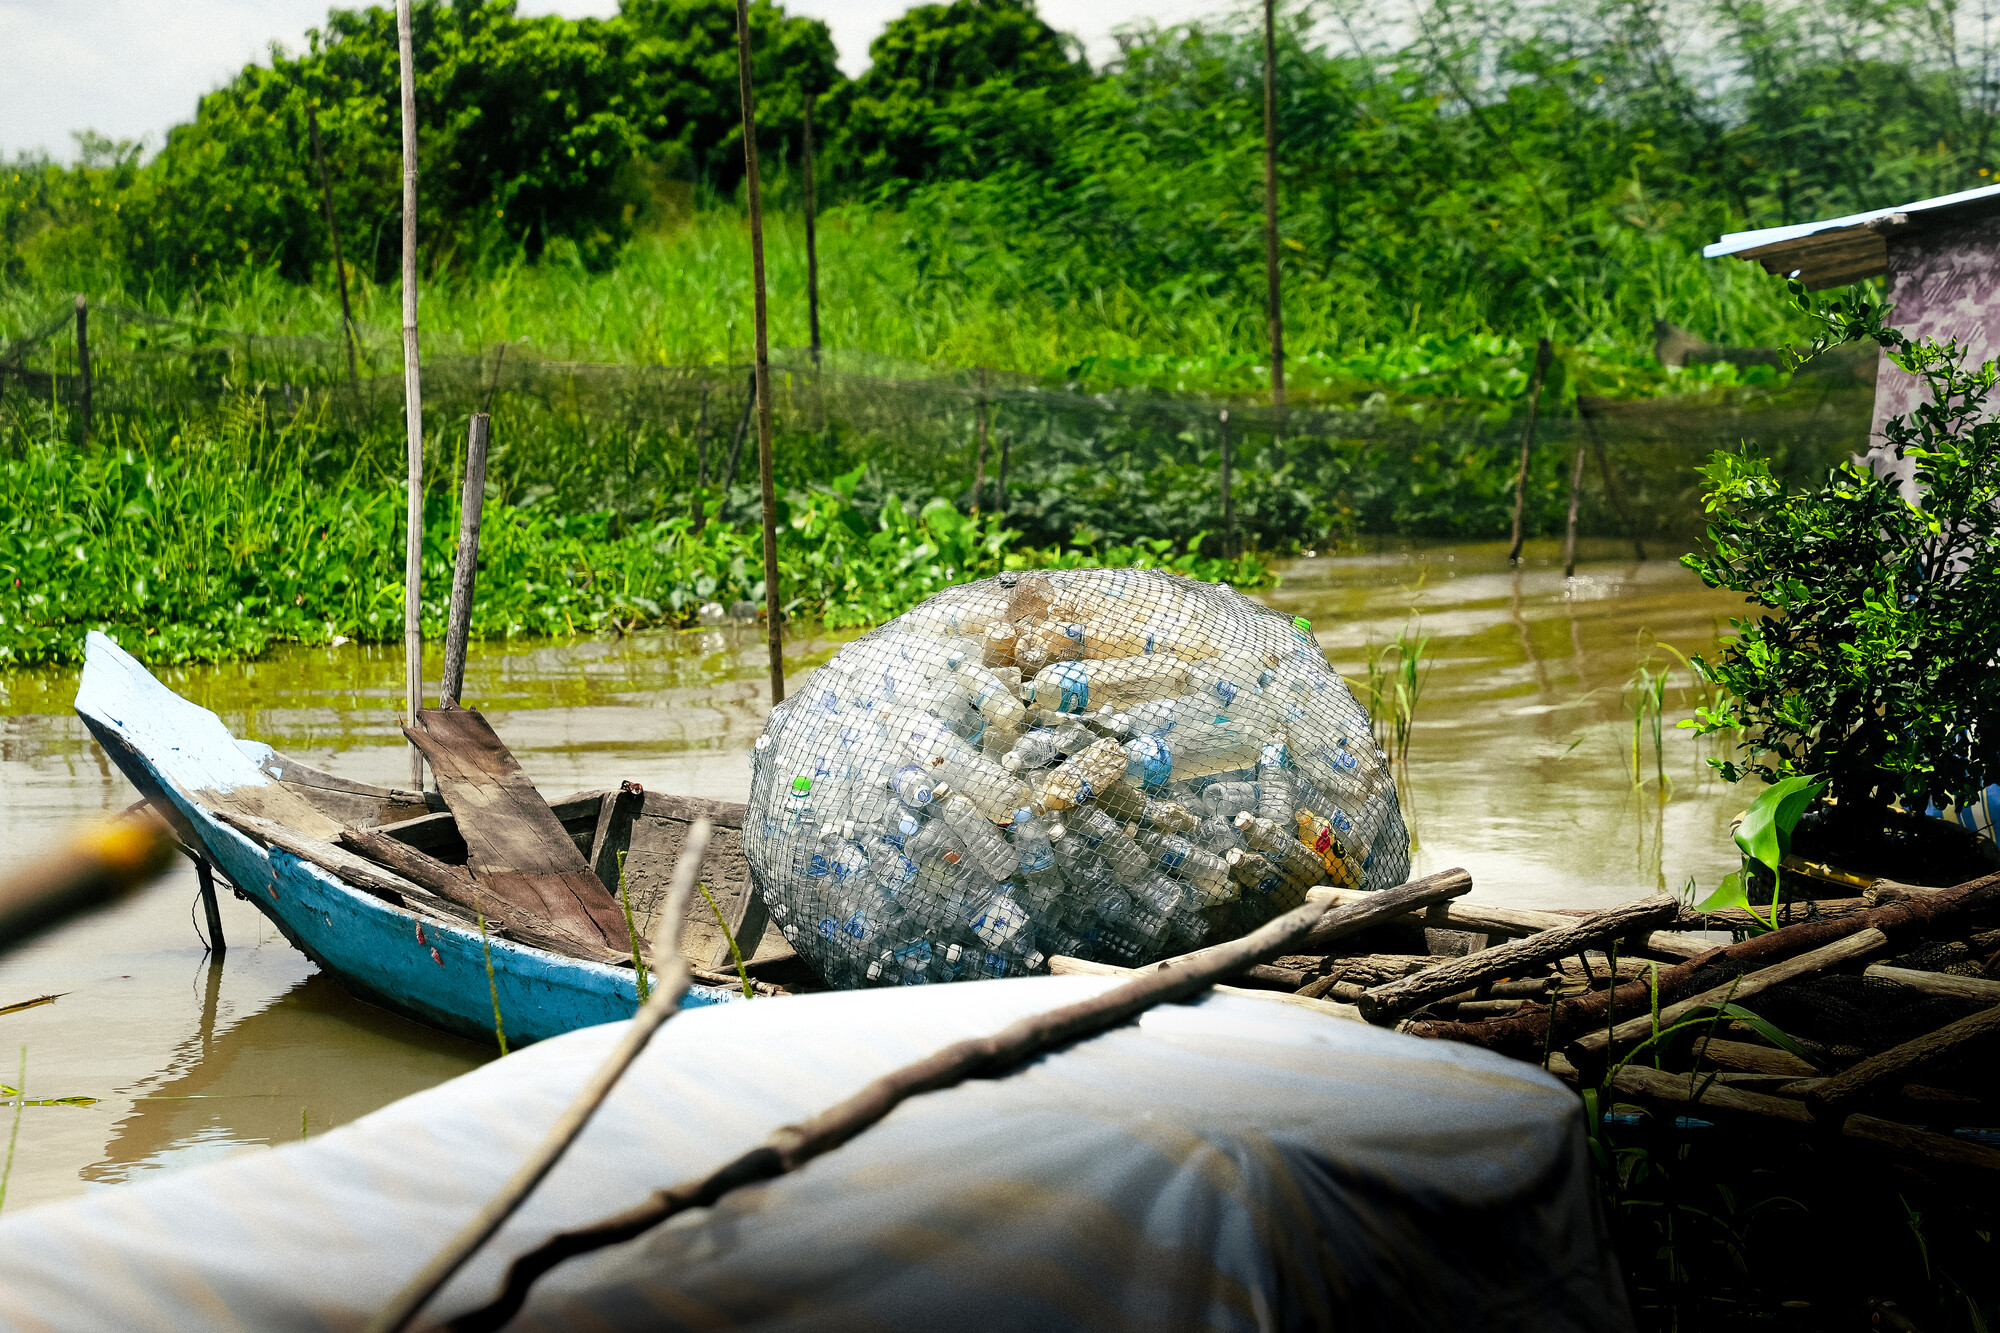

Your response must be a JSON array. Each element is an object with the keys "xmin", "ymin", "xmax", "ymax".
[
  {"xmin": 11, "ymin": 0, "xmax": 1996, "ymax": 361},
  {"xmin": 1687, "ymin": 289, "xmax": 2000, "ymax": 812},
  {"xmin": 0, "ymin": 405, "xmax": 1264, "ymax": 667}
]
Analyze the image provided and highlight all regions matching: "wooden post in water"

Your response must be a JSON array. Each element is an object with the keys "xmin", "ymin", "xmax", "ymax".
[
  {"xmin": 1561, "ymin": 416, "xmax": 1587, "ymax": 579},
  {"xmin": 396, "ymin": 0, "xmax": 426, "ymax": 785},
  {"xmin": 195, "ymin": 857, "xmax": 225, "ymax": 956},
  {"xmin": 1261, "ymin": 0, "xmax": 1285, "ymax": 431},
  {"xmin": 74, "ymin": 295, "xmax": 91, "ymax": 445},
  {"xmin": 1507, "ymin": 337, "xmax": 1554, "ymax": 566},
  {"xmin": 1219, "ymin": 408, "xmax": 1234, "ymax": 559},
  {"xmin": 442, "ymin": 412, "xmax": 489, "ymax": 708},
  {"xmin": 803, "ymin": 95, "xmax": 822, "ymax": 367},
  {"xmin": 972, "ymin": 369, "xmax": 989, "ymax": 516},
  {"xmin": 307, "ymin": 102, "xmax": 360, "ymax": 389},
  {"xmin": 735, "ymin": 0, "xmax": 785, "ymax": 705}
]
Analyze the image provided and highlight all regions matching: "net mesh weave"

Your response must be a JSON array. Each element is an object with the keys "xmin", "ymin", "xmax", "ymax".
[{"xmin": 742, "ymin": 567, "xmax": 1410, "ymax": 988}]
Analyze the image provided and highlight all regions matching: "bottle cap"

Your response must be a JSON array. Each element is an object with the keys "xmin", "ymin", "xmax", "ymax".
[
  {"xmin": 1292, "ymin": 616, "xmax": 1312, "ymax": 633},
  {"xmin": 1000, "ymin": 752, "xmax": 1023, "ymax": 772},
  {"xmin": 791, "ymin": 776, "xmax": 812, "ymax": 795}
]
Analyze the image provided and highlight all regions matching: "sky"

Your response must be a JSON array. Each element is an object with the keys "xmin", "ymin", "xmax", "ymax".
[{"xmin": 0, "ymin": 0, "xmax": 1229, "ymax": 161}]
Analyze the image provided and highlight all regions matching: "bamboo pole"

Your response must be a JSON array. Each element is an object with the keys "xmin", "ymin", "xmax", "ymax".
[
  {"xmin": 441, "ymin": 412, "xmax": 489, "ymax": 708},
  {"xmin": 972, "ymin": 369, "xmax": 989, "ymax": 516},
  {"xmin": 307, "ymin": 102, "xmax": 360, "ymax": 389},
  {"xmin": 1506, "ymin": 337, "xmax": 1552, "ymax": 565},
  {"xmin": 735, "ymin": 0, "xmax": 785, "ymax": 706},
  {"xmin": 73, "ymin": 295, "xmax": 91, "ymax": 445},
  {"xmin": 396, "ymin": 0, "xmax": 426, "ymax": 787},
  {"xmin": 802, "ymin": 95, "xmax": 821, "ymax": 367},
  {"xmin": 1261, "ymin": 0, "xmax": 1285, "ymax": 430},
  {"xmin": 1219, "ymin": 408, "xmax": 1234, "ymax": 558}
]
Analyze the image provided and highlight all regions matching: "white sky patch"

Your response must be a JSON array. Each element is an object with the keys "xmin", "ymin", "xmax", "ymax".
[{"xmin": 0, "ymin": 0, "xmax": 1234, "ymax": 162}]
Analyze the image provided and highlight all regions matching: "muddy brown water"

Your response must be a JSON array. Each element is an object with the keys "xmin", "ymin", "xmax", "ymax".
[{"xmin": 0, "ymin": 538, "xmax": 1746, "ymax": 1211}]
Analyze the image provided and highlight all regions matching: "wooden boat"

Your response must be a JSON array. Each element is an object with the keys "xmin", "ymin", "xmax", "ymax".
[{"xmin": 74, "ymin": 631, "xmax": 791, "ymax": 1047}]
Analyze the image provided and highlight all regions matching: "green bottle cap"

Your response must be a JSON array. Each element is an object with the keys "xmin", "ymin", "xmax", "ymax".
[
  {"xmin": 791, "ymin": 776, "xmax": 812, "ymax": 795},
  {"xmin": 1292, "ymin": 616, "xmax": 1313, "ymax": 633}
]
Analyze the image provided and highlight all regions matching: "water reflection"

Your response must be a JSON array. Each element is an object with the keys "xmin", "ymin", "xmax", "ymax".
[{"xmin": 0, "ymin": 543, "xmax": 1749, "ymax": 1209}]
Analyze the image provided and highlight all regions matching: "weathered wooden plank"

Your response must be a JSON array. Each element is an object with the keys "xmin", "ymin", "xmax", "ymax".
[
  {"xmin": 587, "ymin": 783, "xmax": 645, "ymax": 895},
  {"xmin": 405, "ymin": 707, "xmax": 632, "ymax": 951}
]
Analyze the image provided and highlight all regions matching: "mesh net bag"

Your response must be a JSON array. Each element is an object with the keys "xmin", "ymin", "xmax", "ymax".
[{"xmin": 743, "ymin": 568, "xmax": 1411, "ymax": 988}]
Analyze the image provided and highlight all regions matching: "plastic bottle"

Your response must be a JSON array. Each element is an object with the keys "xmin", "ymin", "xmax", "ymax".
[
  {"xmin": 1256, "ymin": 770, "xmax": 1295, "ymax": 826},
  {"xmin": 1042, "ymin": 737, "xmax": 1131, "ymax": 810},
  {"xmin": 957, "ymin": 662, "xmax": 1029, "ymax": 733},
  {"xmin": 1196, "ymin": 813, "xmax": 1246, "ymax": 857},
  {"xmin": 1005, "ymin": 569, "xmax": 1057, "ymax": 621},
  {"xmin": 932, "ymin": 750, "xmax": 1033, "ymax": 825},
  {"xmin": 893, "ymin": 763, "xmax": 936, "ymax": 810},
  {"xmin": 1201, "ymin": 781, "xmax": 1260, "ymax": 822},
  {"xmin": 1002, "ymin": 728, "xmax": 1061, "ymax": 772},
  {"xmin": 1049, "ymin": 823, "xmax": 1117, "ymax": 898},
  {"xmin": 967, "ymin": 887, "xmax": 1037, "ymax": 955},
  {"xmin": 983, "ymin": 620, "xmax": 1019, "ymax": 669},
  {"xmin": 941, "ymin": 794, "xmax": 1021, "ymax": 879},
  {"xmin": 1072, "ymin": 808, "xmax": 1151, "ymax": 884},
  {"xmin": 1130, "ymin": 827, "xmax": 1230, "ymax": 896},
  {"xmin": 1227, "ymin": 847, "xmax": 1309, "ymax": 912},
  {"xmin": 1231, "ymin": 813, "xmax": 1329, "ymax": 889},
  {"xmin": 1092, "ymin": 780, "xmax": 1201, "ymax": 834},
  {"xmin": 1021, "ymin": 655, "xmax": 1190, "ymax": 714},
  {"xmin": 1295, "ymin": 808, "xmax": 1362, "ymax": 887}
]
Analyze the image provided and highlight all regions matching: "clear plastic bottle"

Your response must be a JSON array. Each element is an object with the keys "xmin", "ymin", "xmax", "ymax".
[
  {"xmin": 1050, "ymin": 823, "xmax": 1118, "ymax": 898},
  {"xmin": 1201, "ymin": 781, "xmax": 1260, "ymax": 821},
  {"xmin": 932, "ymin": 750, "xmax": 1033, "ymax": 824},
  {"xmin": 968, "ymin": 887, "xmax": 1037, "ymax": 955},
  {"xmin": 1093, "ymin": 780, "xmax": 1201, "ymax": 835},
  {"xmin": 1072, "ymin": 808, "xmax": 1152, "ymax": 884},
  {"xmin": 941, "ymin": 794, "xmax": 1021, "ymax": 879},
  {"xmin": 1227, "ymin": 847, "xmax": 1309, "ymax": 912},
  {"xmin": 1130, "ymin": 827, "xmax": 1230, "ymax": 896},
  {"xmin": 893, "ymin": 763, "xmax": 936, "ymax": 810},
  {"xmin": 1196, "ymin": 813, "xmax": 1247, "ymax": 857},
  {"xmin": 1022, "ymin": 655, "xmax": 1190, "ymax": 714},
  {"xmin": 1002, "ymin": 728, "xmax": 1061, "ymax": 772},
  {"xmin": 983, "ymin": 620, "xmax": 1019, "ymax": 669},
  {"xmin": 1231, "ymin": 813, "xmax": 1329, "ymax": 889},
  {"xmin": 958, "ymin": 662, "xmax": 1029, "ymax": 733},
  {"xmin": 1042, "ymin": 737, "xmax": 1130, "ymax": 810}
]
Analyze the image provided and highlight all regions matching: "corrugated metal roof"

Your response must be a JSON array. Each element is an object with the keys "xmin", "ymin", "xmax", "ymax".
[{"xmin": 1704, "ymin": 182, "xmax": 2000, "ymax": 290}]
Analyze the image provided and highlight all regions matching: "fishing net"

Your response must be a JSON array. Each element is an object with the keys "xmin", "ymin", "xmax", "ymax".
[{"xmin": 743, "ymin": 567, "xmax": 1410, "ymax": 989}]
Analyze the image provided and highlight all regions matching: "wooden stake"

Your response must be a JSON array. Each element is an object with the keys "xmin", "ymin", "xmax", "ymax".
[
  {"xmin": 802, "ymin": 95, "xmax": 821, "ymax": 367},
  {"xmin": 996, "ymin": 427, "xmax": 1011, "ymax": 512},
  {"xmin": 441, "ymin": 412, "xmax": 488, "ymax": 708},
  {"xmin": 735, "ymin": 0, "xmax": 784, "ymax": 706},
  {"xmin": 396, "ymin": 0, "xmax": 426, "ymax": 788},
  {"xmin": 690, "ymin": 383, "xmax": 711, "ymax": 533},
  {"xmin": 1561, "ymin": 428, "xmax": 1586, "ymax": 579},
  {"xmin": 1261, "ymin": 0, "xmax": 1285, "ymax": 429},
  {"xmin": 195, "ymin": 856, "xmax": 226, "ymax": 956},
  {"xmin": 1219, "ymin": 408, "xmax": 1234, "ymax": 558},
  {"xmin": 972, "ymin": 369, "xmax": 989, "ymax": 516},
  {"xmin": 721, "ymin": 367, "xmax": 755, "ymax": 491},
  {"xmin": 73, "ymin": 295, "xmax": 91, "ymax": 445},
  {"xmin": 307, "ymin": 102, "xmax": 360, "ymax": 389},
  {"xmin": 1507, "ymin": 337, "xmax": 1552, "ymax": 565}
]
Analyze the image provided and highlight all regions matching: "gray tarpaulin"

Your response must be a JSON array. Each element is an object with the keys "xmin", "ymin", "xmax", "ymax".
[{"xmin": 0, "ymin": 976, "xmax": 1630, "ymax": 1331}]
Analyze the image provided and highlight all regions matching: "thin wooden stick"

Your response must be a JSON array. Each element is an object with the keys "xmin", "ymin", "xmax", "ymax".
[
  {"xmin": 1561, "ymin": 427, "xmax": 1586, "ymax": 579},
  {"xmin": 972, "ymin": 369, "xmax": 989, "ymax": 516},
  {"xmin": 366, "ymin": 819, "xmax": 713, "ymax": 1333},
  {"xmin": 73, "ymin": 295, "xmax": 91, "ymax": 445},
  {"xmin": 395, "ymin": 0, "xmax": 426, "ymax": 789},
  {"xmin": 1506, "ymin": 336, "xmax": 1553, "ymax": 565},
  {"xmin": 441, "ymin": 412, "xmax": 489, "ymax": 708},
  {"xmin": 1220, "ymin": 409, "xmax": 1234, "ymax": 559},
  {"xmin": 1260, "ymin": 0, "xmax": 1285, "ymax": 429},
  {"xmin": 735, "ymin": 0, "xmax": 784, "ymax": 707},
  {"xmin": 447, "ymin": 868, "xmax": 1470, "ymax": 1331},
  {"xmin": 802, "ymin": 94, "xmax": 821, "ymax": 367},
  {"xmin": 996, "ymin": 427, "xmax": 1012, "ymax": 512},
  {"xmin": 307, "ymin": 101, "xmax": 360, "ymax": 389},
  {"xmin": 195, "ymin": 857, "xmax": 226, "ymax": 956},
  {"xmin": 721, "ymin": 367, "xmax": 754, "ymax": 491}
]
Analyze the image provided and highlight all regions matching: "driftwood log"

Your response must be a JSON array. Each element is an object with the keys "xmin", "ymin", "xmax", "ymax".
[
  {"xmin": 1570, "ymin": 928, "xmax": 1889, "ymax": 1061},
  {"xmin": 1411, "ymin": 869, "xmax": 2000, "ymax": 1059},
  {"xmin": 1807, "ymin": 1003, "xmax": 2000, "ymax": 1122},
  {"xmin": 1309, "ymin": 886, "xmax": 1710, "ymax": 959},
  {"xmin": 1863, "ymin": 964, "xmax": 2000, "ymax": 1004},
  {"xmin": 1357, "ymin": 895, "xmax": 1680, "ymax": 1023}
]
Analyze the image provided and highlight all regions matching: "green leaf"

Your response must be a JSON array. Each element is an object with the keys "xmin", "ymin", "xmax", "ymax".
[
  {"xmin": 1692, "ymin": 871, "xmax": 1748, "ymax": 913},
  {"xmin": 1733, "ymin": 776, "xmax": 1825, "ymax": 875}
]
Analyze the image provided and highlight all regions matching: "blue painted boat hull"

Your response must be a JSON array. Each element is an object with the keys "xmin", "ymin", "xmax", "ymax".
[{"xmin": 74, "ymin": 632, "xmax": 736, "ymax": 1046}]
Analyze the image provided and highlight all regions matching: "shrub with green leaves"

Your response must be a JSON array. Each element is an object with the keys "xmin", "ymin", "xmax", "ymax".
[{"xmin": 1686, "ymin": 284, "xmax": 2000, "ymax": 814}]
